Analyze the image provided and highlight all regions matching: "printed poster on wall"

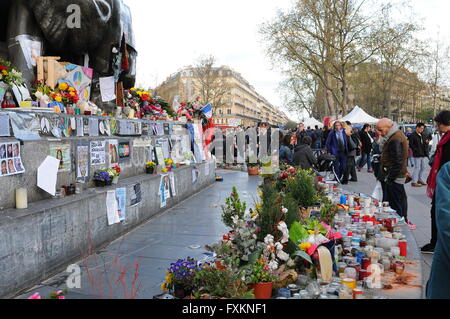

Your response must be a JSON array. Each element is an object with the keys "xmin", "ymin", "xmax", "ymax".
[
  {"xmin": 106, "ymin": 190, "xmax": 120, "ymax": 226},
  {"xmin": 115, "ymin": 188, "xmax": 127, "ymax": 222},
  {"xmin": 109, "ymin": 139, "xmax": 119, "ymax": 166},
  {"xmin": 49, "ymin": 144, "xmax": 72, "ymax": 172},
  {"xmin": 76, "ymin": 145, "xmax": 89, "ymax": 183},
  {"xmin": 90, "ymin": 141, "xmax": 106, "ymax": 166},
  {"xmin": 159, "ymin": 174, "xmax": 170, "ymax": 208},
  {"xmin": 0, "ymin": 141, "xmax": 26, "ymax": 177},
  {"xmin": 168, "ymin": 171, "xmax": 176, "ymax": 197},
  {"xmin": 130, "ymin": 183, "xmax": 142, "ymax": 207},
  {"xmin": 118, "ymin": 141, "xmax": 131, "ymax": 161}
]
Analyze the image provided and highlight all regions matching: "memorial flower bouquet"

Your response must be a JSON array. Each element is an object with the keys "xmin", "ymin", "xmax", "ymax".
[
  {"xmin": 161, "ymin": 257, "xmax": 198, "ymax": 298},
  {"xmin": 93, "ymin": 169, "xmax": 113, "ymax": 187},
  {"xmin": 164, "ymin": 158, "xmax": 174, "ymax": 170},
  {"xmin": 54, "ymin": 82, "xmax": 80, "ymax": 105},
  {"xmin": 145, "ymin": 161, "xmax": 156, "ymax": 174},
  {"xmin": 109, "ymin": 165, "xmax": 121, "ymax": 184},
  {"xmin": 0, "ymin": 58, "xmax": 24, "ymax": 87}
]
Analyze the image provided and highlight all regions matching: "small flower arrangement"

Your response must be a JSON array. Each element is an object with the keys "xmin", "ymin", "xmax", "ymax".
[
  {"xmin": 161, "ymin": 257, "xmax": 198, "ymax": 298},
  {"xmin": 0, "ymin": 58, "xmax": 24, "ymax": 87},
  {"xmin": 109, "ymin": 165, "xmax": 121, "ymax": 178},
  {"xmin": 145, "ymin": 161, "xmax": 156, "ymax": 174},
  {"xmin": 145, "ymin": 161, "xmax": 156, "ymax": 168},
  {"xmin": 244, "ymin": 259, "xmax": 277, "ymax": 285},
  {"xmin": 93, "ymin": 169, "xmax": 112, "ymax": 186},
  {"xmin": 52, "ymin": 82, "xmax": 80, "ymax": 105}
]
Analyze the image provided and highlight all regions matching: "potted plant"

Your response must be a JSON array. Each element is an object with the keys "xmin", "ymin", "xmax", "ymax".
[
  {"xmin": 161, "ymin": 258, "xmax": 198, "ymax": 299},
  {"xmin": 246, "ymin": 259, "xmax": 276, "ymax": 299},
  {"xmin": 109, "ymin": 165, "xmax": 121, "ymax": 184},
  {"xmin": 246, "ymin": 155, "xmax": 260, "ymax": 176},
  {"xmin": 145, "ymin": 161, "xmax": 156, "ymax": 174},
  {"xmin": 93, "ymin": 169, "xmax": 112, "ymax": 187},
  {"xmin": 285, "ymin": 169, "xmax": 319, "ymax": 220},
  {"xmin": 164, "ymin": 158, "xmax": 174, "ymax": 172}
]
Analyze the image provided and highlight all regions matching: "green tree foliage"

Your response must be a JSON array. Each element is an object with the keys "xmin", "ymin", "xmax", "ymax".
[{"xmin": 221, "ymin": 187, "xmax": 247, "ymax": 229}]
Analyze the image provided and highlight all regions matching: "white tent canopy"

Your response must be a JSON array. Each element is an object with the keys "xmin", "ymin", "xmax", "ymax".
[
  {"xmin": 301, "ymin": 117, "xmax": 324, "ymax": 128},
  {"xmin": 340, "ymin": 106, "xmax": 380, "ymax": 124}
]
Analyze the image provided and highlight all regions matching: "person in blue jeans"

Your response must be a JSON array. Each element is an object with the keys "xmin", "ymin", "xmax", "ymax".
[
  {"xmin": 358, "ymin": 124, "xmax": 374, "ymax": 172},
  {"xmin": 326, "ymin": 121, "xmax": 349, "ymax": 181}
]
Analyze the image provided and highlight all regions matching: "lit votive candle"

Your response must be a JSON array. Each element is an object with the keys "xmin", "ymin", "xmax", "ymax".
[{"xmin": 15, "ymin": 188, "xmax": 28, "ymax": 209}]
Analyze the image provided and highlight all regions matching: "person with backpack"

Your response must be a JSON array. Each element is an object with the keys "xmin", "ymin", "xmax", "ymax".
[{"xmin": 358, "ymin": 124, "xmax": 374, "ymax": 173}]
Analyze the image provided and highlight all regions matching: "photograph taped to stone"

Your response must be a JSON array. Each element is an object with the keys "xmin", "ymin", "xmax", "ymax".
[
  {"xmin": 0, "ymin": 142, "xmax": 25, "ymax": 176},
  {"xmin": 118, "ymin": 141, "xmax": 130, "ymax": 159},
  {"xmin": 49, "ymin": 144, "xmax": 71, "ymax": 172},
  {"xmin": 76, "ymin": 145, "xmax": 89, "ymax": 183},
  {"xmin": 0, "ymin": 144, "xmax": 5, "ymax": 159}
]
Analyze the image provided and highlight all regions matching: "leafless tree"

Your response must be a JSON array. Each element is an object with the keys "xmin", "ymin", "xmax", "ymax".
[{"xmin": 191, "ymin": 55, "xmax": 232, "ymax": 110}]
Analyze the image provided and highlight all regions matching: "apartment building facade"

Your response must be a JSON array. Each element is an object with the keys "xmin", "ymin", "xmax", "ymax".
[{"xmin": 156, "ymin": 66, "xmax": 289, "ymax": 127}]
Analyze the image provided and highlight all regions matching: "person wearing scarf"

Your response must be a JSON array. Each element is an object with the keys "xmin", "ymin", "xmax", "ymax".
[
  {"xmin": 426, "ymin": 162, "xmax": 450, "ymax": 298},
  {"xmin": 421, "ymin": 111, "xmax": 450, "ymax": 254}
]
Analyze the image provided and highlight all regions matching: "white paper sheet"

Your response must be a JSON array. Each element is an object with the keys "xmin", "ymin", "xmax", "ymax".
[
  {"xmin": 99, "ymin": 76, "xmax": 116, "ymax": 102},
  {"xmin": 0, "ymin": 114, "xmax": 10, "ymax": 137},
  {"xmin": 89, "ymin": 118, "xmax": 99, "ymax": 137},
  {"xmin": 106, "ymin": 190, "xmax": 120, "ymax": 226},
  {"xmin": 90, "ymin": 141, "xmax": 106, "ymax": 166},
  {"xmin": 37, "ymin": 156, "xmax": 60, "ymax": 196}
]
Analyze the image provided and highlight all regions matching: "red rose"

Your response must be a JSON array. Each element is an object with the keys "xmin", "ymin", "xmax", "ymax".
[{"xmin": 0, "ymin": 65, "xmax": 6, "ymax": 71}]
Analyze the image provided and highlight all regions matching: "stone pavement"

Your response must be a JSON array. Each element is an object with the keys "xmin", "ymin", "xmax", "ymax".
[
  {"xmin": 16, "ymin": 169, "xmax": 262, "ymax": 299},
  {"xmin": 348, "ymin": 168, "xmax": 433, "ymax": 297},
  {"xmin": 16, "ymin": 168, "xmax": 433, "ymax": 299}
]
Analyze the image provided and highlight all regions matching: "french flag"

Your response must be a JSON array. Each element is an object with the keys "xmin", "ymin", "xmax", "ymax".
[{"xmin": 201, "ymin": 104, "xmax": 213, "ymax": 119}]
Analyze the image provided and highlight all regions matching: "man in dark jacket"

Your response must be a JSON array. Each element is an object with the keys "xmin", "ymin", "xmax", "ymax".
[
  {"xmin": 293, "ymin": 136, "xmax": 317, "ymax": 170},
  {"xmin": 377, "ymin": 118, "xmax": 412, "ymax": 227},
  {"xmin": 313, "ymin": 125, "xmax": 323, "ymax": 150},
  {"xmin": 343, "ymin": 122, "xmax": 360, "ymax": 184},
  {"xmin": 358, "ymin": 124, "xmax": 374, "ymax": 173},
  {"xmin": 408, "ymin": 123, "xmax": 429, "ymax": 187},
  {"xmin": 326, "ymin": 121, "xmax": 349, "ymax": 182},
  {"xmin": 296, "ymin": 123, "xmax": 308, "ymax": 146}
]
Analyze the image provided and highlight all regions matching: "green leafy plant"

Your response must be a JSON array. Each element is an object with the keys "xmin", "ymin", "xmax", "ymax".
[
  {"xmin": 244, "ymin": 260, "xmax": 277, "ymax": 285},
  {"xmin": 256, "ymin": 182, "xmax": 283, "ymax": 241},
  {"xmin": 285, "ymin": 169, "xmax": 319, "ymax": 208},
  {"xmin": 192, "ymin": 267, "xmax": 254, "ymax": 299},
  {"xmin": 221, "ymin": 187, "xmax": 247, "ymax": 229}
]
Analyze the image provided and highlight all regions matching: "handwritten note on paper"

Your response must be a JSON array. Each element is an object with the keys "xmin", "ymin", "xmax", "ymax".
[
  {"xmin": 37, "ymin": 156, "xmax": 60, "ymax": 196},
  {"xmin": 90, "ymin": 141, "xmax": 106, "ymax": 166},
  {"xmin": 99, "ymin": 76, "xmax": 116, "ymax": 102}
]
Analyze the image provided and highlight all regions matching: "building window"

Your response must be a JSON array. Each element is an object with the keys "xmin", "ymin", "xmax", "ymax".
[
  {"xmin": 227, "ymin": 109, "xmax": 231, "ymax": 114},
  {"xmin": 219, "ymin": 109, "xmax": 223, "ymax": 114}
]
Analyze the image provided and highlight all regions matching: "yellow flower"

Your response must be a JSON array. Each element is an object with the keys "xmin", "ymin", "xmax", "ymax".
[
  {"xmin": 54, "ymin": 95, "xmax": 62, "ymax": 102},
  {"xmin": 69, "ymin": 91, "xmax": 76, "ymax": 96},
  {"xmin": 165, "ymin": 270, "xmax": 170, "ymax": 276},
  {"xmin": 58, "ymin": 82, "xmax": 69, "ymax": 91},
  {"xmin": 307, "ymin": 230, "xmax": 315, "ymax": 235},
  {"xmin": 299, "ymin": 243, "xmax": 312, "ymax": 251},
  {"xmin": 130, "ymin": 88, "xmax": 137, "ymax": 91},
  {"xmin": 1, "ymin": 70, "xmax": 8, "ymax": 76},
  {"xmin": 68, "ymin": 87, "xmax": 75, "ymax": 92},
  {"xmin": 165, "ymin": 276, "xmax": 172, "ymax": 284},
  {"xmin": 160, "ymin": 283, "xmax": 167, "ymax": 291},
  {"xmin": 162, "ymin": 168, "xmax": 168, "ymax": 173}
]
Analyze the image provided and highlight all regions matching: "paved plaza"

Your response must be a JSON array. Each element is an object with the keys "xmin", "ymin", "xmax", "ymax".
[{"xmin": 17, "ymin": 167, "xmax": 434, "ymax": 299}]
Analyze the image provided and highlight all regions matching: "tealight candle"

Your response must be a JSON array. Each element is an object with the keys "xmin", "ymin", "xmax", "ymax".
[{"xmin": 15, "ymin": 188, "xmax": 28, "ymax": 209}]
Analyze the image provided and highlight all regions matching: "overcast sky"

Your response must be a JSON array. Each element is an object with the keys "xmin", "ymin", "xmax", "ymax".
[{"xmin": 126, "ymin": 0, "xmax": 450, "ymax": 122}]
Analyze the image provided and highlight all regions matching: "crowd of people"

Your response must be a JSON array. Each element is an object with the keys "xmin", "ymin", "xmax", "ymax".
[{"xmin": 278, "ymin": 111, "xmax": 450, "ymax": 299}]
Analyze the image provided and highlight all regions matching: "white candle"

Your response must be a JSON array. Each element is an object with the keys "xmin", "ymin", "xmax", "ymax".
[{"xmin": 16, "ymin": 188, "xmax": 28, "ymax": 209}]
